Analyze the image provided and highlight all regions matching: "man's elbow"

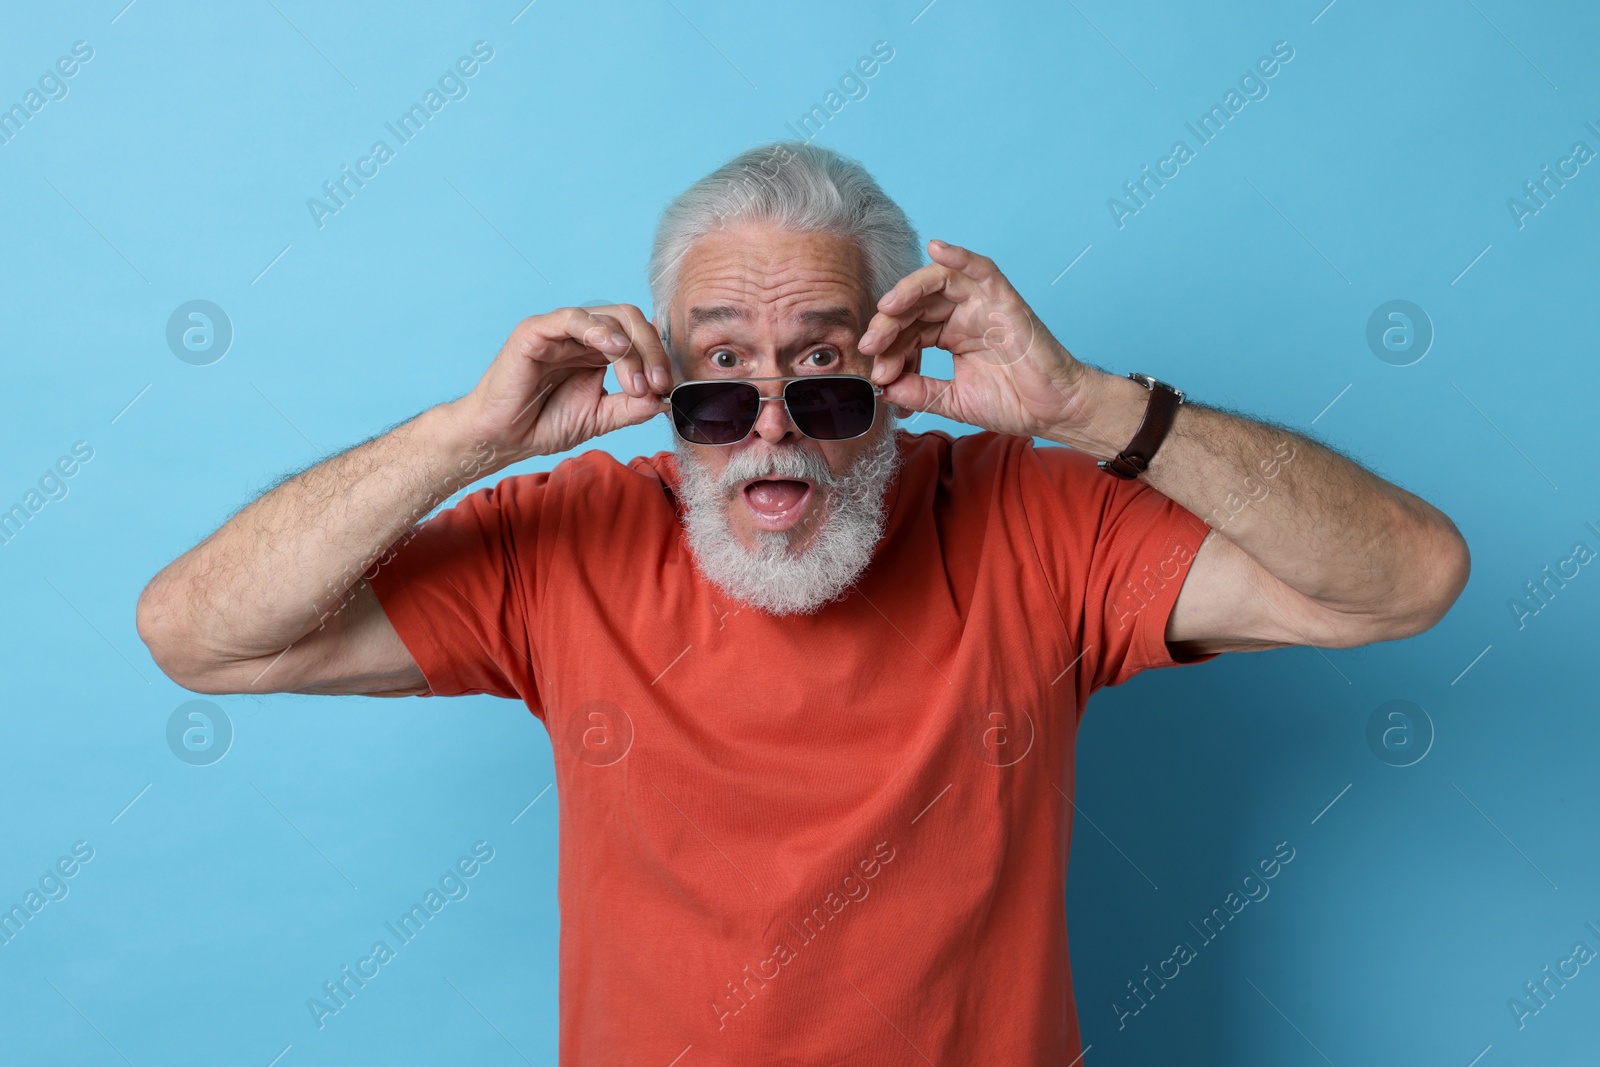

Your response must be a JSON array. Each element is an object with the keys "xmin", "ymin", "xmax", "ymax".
[
  {"xmin": 1375, "ymin": 519, "xmax": 1472, "ymax": 643},
  {"xmin": 1304, "ymin": 520, "xmax": 1470, "ymax": 649},
  {"xmin": 135, "ymin": 578, "xmax": 221, "ymax": 692}
]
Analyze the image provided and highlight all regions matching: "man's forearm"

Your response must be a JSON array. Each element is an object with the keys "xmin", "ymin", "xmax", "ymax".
[
  {"xmin": 137, "ymin": 399, "xmax": 497, "ymax": 677},
  {"xmin": 1044, "ymin": 369, "xmax": 1467, "ymax": 623}
]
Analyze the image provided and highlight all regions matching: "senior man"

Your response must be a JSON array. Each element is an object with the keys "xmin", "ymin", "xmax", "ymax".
[{"xmin": 137, "ymin": 141, "xmax": 1468, "ymax": 1064}]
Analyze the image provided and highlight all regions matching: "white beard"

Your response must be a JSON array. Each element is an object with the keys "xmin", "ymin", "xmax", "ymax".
[{"xmin": 674, "ymin": 418, "xmax": 902, "ymax": 616}]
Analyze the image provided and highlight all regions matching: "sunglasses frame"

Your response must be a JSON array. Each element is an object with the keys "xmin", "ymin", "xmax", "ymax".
[{"xmin": 660, "ymin": 374, "xmax": 884, "ymax": 446}]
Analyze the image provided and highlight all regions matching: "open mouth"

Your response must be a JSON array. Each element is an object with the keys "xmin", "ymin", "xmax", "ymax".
[{"xmin": 740, "ymin": 478, "xmax": 815, "ymax": 531}]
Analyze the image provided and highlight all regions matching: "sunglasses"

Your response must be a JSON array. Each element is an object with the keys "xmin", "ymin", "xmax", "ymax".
[{"xmin": 662, "ymin": 375, "xmax": 883, "ymax": 446}]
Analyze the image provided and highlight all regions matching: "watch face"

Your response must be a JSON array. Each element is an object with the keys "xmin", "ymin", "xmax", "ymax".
[{"xmin": 1130, "ymin": 373, "xmax": 1183, "ymax": 400}]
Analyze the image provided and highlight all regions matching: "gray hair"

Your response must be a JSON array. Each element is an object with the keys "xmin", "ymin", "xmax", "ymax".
[{"xmin": 647, "ymin": 141, "xmax": 922, "ymax": 349}]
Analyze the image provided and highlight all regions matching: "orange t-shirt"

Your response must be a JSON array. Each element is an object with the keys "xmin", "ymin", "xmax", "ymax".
[{"xmin": 368, "ymin": 428, "xmax": 1215, "ymax": 1064}]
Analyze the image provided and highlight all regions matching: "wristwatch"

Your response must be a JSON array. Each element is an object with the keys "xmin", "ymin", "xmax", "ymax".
[{"xmin": 1097, "ymin": 373, "xmax": 1184, "ymax": 479}]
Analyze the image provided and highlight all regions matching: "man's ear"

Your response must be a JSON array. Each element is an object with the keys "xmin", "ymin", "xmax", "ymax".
[{"xmin": 653, "ymin": 312, "xmax": 681, "ymax": 378}]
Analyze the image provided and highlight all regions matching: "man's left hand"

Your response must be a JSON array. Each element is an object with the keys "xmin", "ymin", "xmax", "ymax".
[{"xmin": 859, "ymin": 239, "xmax": 1090, "ymax": 438}]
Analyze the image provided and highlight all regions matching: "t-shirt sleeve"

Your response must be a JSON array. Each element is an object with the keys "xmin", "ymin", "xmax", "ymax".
[
  {"xmin": 1017, "ymin": 438, "xmax": 1219, "ymax": 694},
  {"xmin": 366, "ymin": 474, "xmax": 547, "ymax": 715}
]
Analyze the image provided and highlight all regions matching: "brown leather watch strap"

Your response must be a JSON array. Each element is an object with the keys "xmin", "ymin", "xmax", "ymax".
[{"xmin": 1097, "ymin": 373, "xmax": 1184, "ymax": 479}]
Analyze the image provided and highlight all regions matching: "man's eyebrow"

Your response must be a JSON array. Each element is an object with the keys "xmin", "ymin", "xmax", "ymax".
[
  {"xmin": 686, "ymin": 305, "xmax": 749, "ymax": 332},
  {"xmin": 793, "ymin": 306, "xmax": 860, "ymax": 330},
  {"xmin": 685, "ymin": 304, "xmax": 861, "ymax": 336}
]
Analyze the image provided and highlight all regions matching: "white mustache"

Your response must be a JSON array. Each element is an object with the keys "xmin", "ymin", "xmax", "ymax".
[
  {"xmin": 715, "ymin": 445, "xmax": 839, "ymax": 493},
  {"xmin": 673, "ymin": 418, "xmax": 902, "ymax": 616}
]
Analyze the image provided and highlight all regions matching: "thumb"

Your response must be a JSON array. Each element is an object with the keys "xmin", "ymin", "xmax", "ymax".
[
  {"xmin": 882, "ymin": 372, "xmax": 958, "ymax": 421},
  {"xmin": 593, "ymin": 390, "xmax": 667, "ymax": 438}
]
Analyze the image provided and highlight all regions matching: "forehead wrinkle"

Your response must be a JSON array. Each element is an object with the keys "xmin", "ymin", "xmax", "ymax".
[
  {"xmin": 673, "ymin": 228, "xmax": 870, "ymax": 347},
  {"xmin": 683, "ymin": 277, "xmax": 866, "ymax": 342},
  {"xmin": 683, "ymin": 263, "xmax": 862, "ymax": 303}
]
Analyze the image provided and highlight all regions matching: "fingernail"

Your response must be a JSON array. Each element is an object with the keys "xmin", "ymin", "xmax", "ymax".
[
  {"xmin": 633, "ymin": 371, "xmax": 647, "ymax": 395},
  {"xmin": 651, "ymin": 366, "xmax": 671, "ymax": 391},
  {"xmin": 860, "ymin": 329, "xmax": 879, "ymax": 349},
  {"xmin": 609, "ymin": 331, "xmax": 630, "ymax": 348}
]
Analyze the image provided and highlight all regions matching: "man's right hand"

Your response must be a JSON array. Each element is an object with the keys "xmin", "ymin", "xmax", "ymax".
[
  {"xmin": 453, "ymin": 305, "xmax": 675, "ymax": 462},
  {"xmin": 137, "ymin": 304, "xmax": 676, "ymax": 697}
]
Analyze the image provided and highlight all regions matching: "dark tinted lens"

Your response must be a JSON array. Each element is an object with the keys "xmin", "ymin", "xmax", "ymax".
[
  {"xmin": 671, "ymin": 381, "xmax": 760, "ymax": 444},
  {"xmin": 784, "ymin": 377, "xmax": 876, "ymax": 440}
]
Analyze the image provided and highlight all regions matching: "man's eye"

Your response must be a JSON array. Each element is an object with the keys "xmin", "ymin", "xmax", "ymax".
[
  {"xmin": 807, "ymin": 348, "xmax": 838, "ymax": 366},
  {"xmin": 710, "ymin": 350, "xmax": 738, "ymax": 369}
]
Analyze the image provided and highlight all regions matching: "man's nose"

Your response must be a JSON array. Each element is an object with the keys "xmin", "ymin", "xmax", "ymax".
[{"xmin": 750, "ymin": 388, "xmax": 798, "ymax": 444}]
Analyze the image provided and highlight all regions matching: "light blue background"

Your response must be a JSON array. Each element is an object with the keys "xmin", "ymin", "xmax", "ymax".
[{"xmin": 2, "ymin": 0, "xmax": 1596, "ymax": 1063}]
